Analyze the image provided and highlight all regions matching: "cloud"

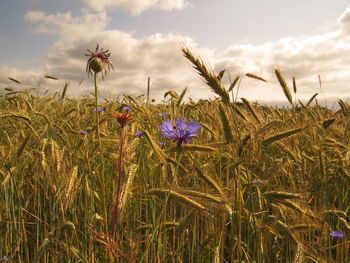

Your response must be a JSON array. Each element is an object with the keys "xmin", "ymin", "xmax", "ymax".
[
  {"xmin": 41, "ymin": 31, "xmax": 204, "ymax": 100},
  {"xmin": 210, "ymin": 6, "xmax": 350, "ymax": 102},
  {"xmin": 338, "ymin": 5, "xmax": 350, "ymax": 34},
  {"xmin": 4, "ymin": 5, "xmax": 350, "ymax": 105},
  {"xmin": 21, "ymin": 9, "xmax": 206, "ymax": 100},
  {"xmin": 0, "ymin": 66, "xmax": 53, "ymax": 93},
  {"xmin": 24, "ymin": 9, "xmax": 109, "ymax": 38},
  {"xmin": 81, "ymin": 0, "xmax": 189, "ymax": 15}
]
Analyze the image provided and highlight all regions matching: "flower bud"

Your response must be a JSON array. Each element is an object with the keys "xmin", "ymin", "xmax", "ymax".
[{"xmin": 89, "ymin": 57, "xmax": 104, "ymax": 73}]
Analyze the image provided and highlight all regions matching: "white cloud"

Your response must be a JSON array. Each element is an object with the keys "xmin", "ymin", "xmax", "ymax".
[
  {"xmin": 40, "ymin": 30, "xmax": 203, "ymax": 100},
  {"xmin": 4, "ymin": 5, "xmax": 350, "ymax": 105},
  {"xmin": 0, "ymin": 66, "xmax": 52, "ymax": 93},
  {"xmin": 81, "ymin": 0, "xmax": 188, "ymax": 15},
  {"xmin": 24, "ymin": 9, "xmax": 110, "ymax": 39},
  {"xmin": 21, "ymin": 9, "xmax": 206, "ymax": 100},
  {"xmin": 209, "ymin": 6, "xmax": 350, "ymax": 102},
  {"xmin": 338, "ymin": 5, "xmax": 350, "ymax": 34}
]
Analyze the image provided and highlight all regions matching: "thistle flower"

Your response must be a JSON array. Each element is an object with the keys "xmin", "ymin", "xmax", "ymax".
[
  {"xmin": 160, "ymin": 118, "xmax": 201, "ymax": 145},
  {"xmin": 85, "ymin": 44, "xmax": 114, "ymax": 78},
  {"xmin": 122, "ymin": 106, "xmax": 132, "ymax": 112},
  {"xmin": 330, "ymin": 230, "xmax": 345, "ymax": 239},
  {"xmin": 114, "ymin": 112, "xmax": 134, "ymax": 127}
]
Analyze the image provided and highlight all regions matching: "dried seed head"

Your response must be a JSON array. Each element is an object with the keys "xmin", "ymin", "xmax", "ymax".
[
  {"xmin": 85, "ymin": 44, "xmax": 114, "ymax": 78},
  {"xmin": 89, "ymin": 57, "xmax": 104, "ymax": 73}
]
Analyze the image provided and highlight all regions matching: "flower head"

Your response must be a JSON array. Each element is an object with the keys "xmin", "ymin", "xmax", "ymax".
[
  {"xmin": 122, "ymin": 106, "xmax": 132, "ymax": 112},
  {"xmin": 114, "ymin": 112, "xmax": 134, "ymax": 127},
  {"xmin": 160, "ymin": 118, "xmax": 201, "ymax": 145},
  {"xmin": 85, "ymin": 44, "xmax": 114, "ymax": 78},
  {"xmin": 77, "ymin": 130, "xmax": 88, "ymax": 135},
  {"xmin": 135, "ymin": 131, "xmax": 145, "ymax": 137},
  {"xmin": 252, "ymin": 178, "xmax": 264, "ymax": 187},
  {"xmin": 0, "ymin": 256, "xmax": 10, "ymax": 262},
  {"xmin": 93, "ymin": 107, "xmax": 105, "ymax": 113},
  {"xmin": 330, "ymin": 230, "xmax": 345, "ymax": 239},
  {"xmin": 158, "ymin": 112, "xmax": 167, "ymax": 117}
]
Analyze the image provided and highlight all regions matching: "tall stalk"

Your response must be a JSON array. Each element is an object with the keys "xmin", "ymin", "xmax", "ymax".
[{"xmin": 94, "ymin": 72, "xmax": 101, "ymax": 149}]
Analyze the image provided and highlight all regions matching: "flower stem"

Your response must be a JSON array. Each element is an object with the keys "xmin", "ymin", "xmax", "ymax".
[{"xmin": 94, "ymin": 72, "xmax": 101, "ymax": 148}]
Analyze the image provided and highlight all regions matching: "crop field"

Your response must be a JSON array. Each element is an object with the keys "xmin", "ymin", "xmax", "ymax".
[{"xmin": 0, "ymin": 48, "xmax": 350, "ymax": 262}]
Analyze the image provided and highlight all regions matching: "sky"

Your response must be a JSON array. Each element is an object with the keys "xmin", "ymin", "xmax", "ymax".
[{"xmin": 1, "ymin": 0, "xmax": 350, "ymax": 105}]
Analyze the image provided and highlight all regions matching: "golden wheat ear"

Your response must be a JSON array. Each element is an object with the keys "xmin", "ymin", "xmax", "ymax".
[
  {"xmin": 275, "ymin": 68, "xmax": 293, "ymax": 105},
  {"xmin": 182, "ymin": 47, "xmax": 230, "ymax": 104}
]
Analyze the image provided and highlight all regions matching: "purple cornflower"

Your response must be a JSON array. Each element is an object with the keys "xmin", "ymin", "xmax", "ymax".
[
  {"xmin": 160, "ymin": 142, "xmax": 166, "ymax": 147},
  {"xmin": 77, "ymin": 130, "xmax": 88, "ymax": 135},
  {"xmin": 92, "ymin": 107, "xmax": 104, "ymax": 112},
  {"xmin": 135, "ymin": 131, "xmax": 145, "ymax": 137},
  {"xmin": 160, "ymin": 118, "xmax": 201, "ymax": 145},
  {"xmin": 252, "ymin": 178, "xmax": 263, "ymax": 187},
  {"xmin": 158, "ymin": 112, "xmax": 167, "ymax": 117},
  {"xmin": 0, "ymin": 256, "xmax": 10, "ymax": 262},
  {"xmin": 122, "ymin": 106, "xmax": 132, "ymax": 112},
  {"xmin": 330, "ymin": 230, "xmax": 345, "ymax": 239}
]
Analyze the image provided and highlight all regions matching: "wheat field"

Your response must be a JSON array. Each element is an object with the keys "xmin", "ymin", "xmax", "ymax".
[{"xmin": 0, "ymin": 48, "xmax": 349, "ymax": 262}]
